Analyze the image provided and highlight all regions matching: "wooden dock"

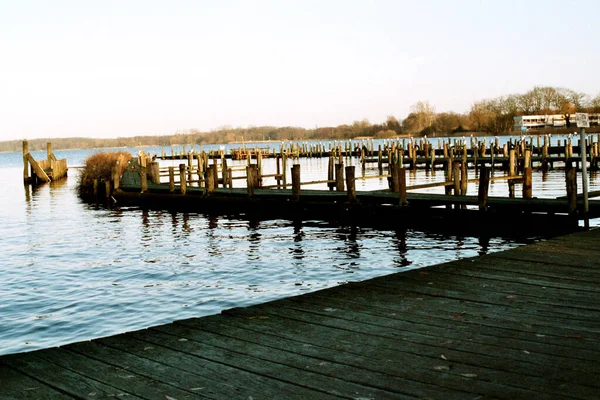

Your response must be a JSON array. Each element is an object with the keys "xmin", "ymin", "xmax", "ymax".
[
  {"xmin": 2, "ymin": 228, "xmax": 600, "ymax": 399},
  {"xmin": 22, "ymin": 141, "xmax": 68, "ymax": 185}
]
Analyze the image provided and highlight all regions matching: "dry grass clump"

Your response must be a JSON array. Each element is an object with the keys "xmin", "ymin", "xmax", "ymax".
[{"xmin": 78, "ymin": 151, "xmax": 131, "ymax": 193}]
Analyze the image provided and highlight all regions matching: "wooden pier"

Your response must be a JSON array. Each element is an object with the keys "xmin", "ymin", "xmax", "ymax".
[
  {"xmin": 22, "ymin": 140, "xmax": 68, "ymax": 184},
  {"xmin": 2, "ymin": 228, "xmax": 599, "ymax": 399},
  {"xmin": 88, "ymin": 146, "xmax": 600, "ymax": 235}
]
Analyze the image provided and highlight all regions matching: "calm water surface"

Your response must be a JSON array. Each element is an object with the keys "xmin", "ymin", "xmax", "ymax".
[{"xmin": 1, "ymin": 141, "xmax": 598, "ymax": 355}]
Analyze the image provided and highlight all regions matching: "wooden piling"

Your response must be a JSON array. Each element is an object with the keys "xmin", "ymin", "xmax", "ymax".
[
  {"xmin": 246, "ymin": 165, "xmax": 258, "ymax": 197},
  {"xmin": 327, "ymin": 155, "xmax": 335, "ymax": 191},
  {"xmin": 112, "ymin": 161, "xmax": 120, "ymax": 191},
  {"xmin": 140, "ymin": 165, "xmax": 148, "ymax": 193},
  {"xmin": 523, "ymin": 167, "xmax": 533, "ymax": 199},
  {"xmin": 206, "ymin": 165, "xmax": 216, "ymax": 195},
  {"xmin": 399, "ymin": 167, "xmax": 407, "ymax": 206},
  {"xmin": 565, "ymin": 164, "xmax": 577, "ymax": 214},
  {"xmin": 390, "ymin": 163, "xmax": 400, "ymax": 193},
  {"xmin": 168, "ymin": 167, "xmax": 175, "ymax": 193},
  {"xmin": 460, "ymin": 162, "xmax": 468, "ymax": 195},
  {"xmin": 335, "ymin": 163, "xmax": 344, "ymax": 191},
  {"xmin": 291, "ymin": 164, "xmax": 301, "ymax": 200},
  {"xmin": 23, "ymin": 140, "xmax": 30, "ymax": 183},
  {"xmin": 453, "ymin": 161, "xmax": 461, "ymax": 209},
  {"xmin": 478, "ymin": 166, "xmax": 490, "ymax": 211},
  {"xmin": 345, "ymin": 166, "xmax": 356, "ymax": 203},
  {"xmin": 179, "ymin": 164, "xmax": 187, "ymax": 195}
]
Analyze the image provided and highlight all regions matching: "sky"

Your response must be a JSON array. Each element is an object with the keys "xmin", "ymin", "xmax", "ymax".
[{"xmin": 1, "ymin": 0, "xmax": 599, "ymax": 141}]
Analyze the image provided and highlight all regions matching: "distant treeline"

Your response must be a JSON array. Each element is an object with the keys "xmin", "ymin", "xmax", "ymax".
[{"xmin": 2, "ymin": 86, "xmax": 599, "ymax": 152}]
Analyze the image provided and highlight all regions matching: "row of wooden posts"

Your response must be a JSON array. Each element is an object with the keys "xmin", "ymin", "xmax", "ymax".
[
  {"xmin": 129, "ymin": 147, "xmax": 572, "ymax": 213},
  {"xmin": 160, "ymin": 134, "xmax": 600, "ymax": 178}
]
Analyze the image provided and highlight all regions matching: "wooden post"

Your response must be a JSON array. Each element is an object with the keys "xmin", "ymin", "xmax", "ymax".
[
  {"xmin": 104, "ymin": 180, "xmax": 111, "ymax": 198},
  {"xmin": 460, "ymin": 162, "xmax": 468, "ymax": 195},
  {"xmin": 257, "ymin": 152, "xmax": 263, "ymax": 187},
  {"xmin": 291, "ymin": 164, "xmax": 301, "ymax": 200},
  {"xmin": 390, "ymin": 163, "xmax": 400, "ymax": 193},
  {"xmin": 222, "ymin": 157, "xmax": 228, "ymax": 188},
  {"xmin": 453, "ymin": 162, "xmax": 461, "ymax": 210},
  {"xmin": 523, "ymin": 167, "xmax": 532, "ymax": 199},
  {"xmin": 378, "ymin": 144, "xmax": 383, "ymax": 175},
  {"xmin": 478, "ymin": 166, "xmax": 490, "ymax": 211},
  {"xmin": 565, "ymin": 164, "xmax": 577, "ymax": 214},
  {"xmin": 196, "ymin": 154, "xmax": 203, "ymax": 187},
  {"xmin": 524, "ymin": 149, "xmax": 531, "ymax": 170},
  {"xmin": 93, "ymin": 179, "xmax": 99, "ymax": 198},
  {"xmin": 112, "ymin": 160, "xmax": 120, "ymax": 191},
  {"xmin": 179, "ymin": 164, "xmax": 187, "ymax": 195},
  {"xmin": 276, "ymin": 155, "xmax": 282, "ymax": 189},
  {"xmin": 140, "ymin": 165, "xmax": 148, "ymax": 193},
  {"xmin": 399, "ymin": 167, "xmax": 407, "ymax": 206},
  {"xmin": 187, "ymin": 152, "xmax": 193, "ymax": 183},
  {"xmin": 327, "ymin": 155, "xmax": 335, "ymax": 191},
  {"xmin": 169, "ymin": 167, "xmax": 175, "ymax": 193},
  {"xmin": 23, "ymin": 140, "xmax": 30, "ymax": 183},
  {"xmin": 282, "ymin": 152, "xmax": 288, "ymax": 188},
  {"xmin": 206, "ymin": 165, "xmax": 216, "ymax": 194},
  {"xmin": 335, "ymin": 163, "xmax": 344, "ymax": 191},
  {"xmin": 47, "ymin": 142, "xmax": 52, "ymax": 163},
  {"xmin": 344, "ymin": 165, "xmax": 356, "ymax": 203},
  {"xmin": 246, "ymin": 165, "xmax": 256, "ymax": 197}
]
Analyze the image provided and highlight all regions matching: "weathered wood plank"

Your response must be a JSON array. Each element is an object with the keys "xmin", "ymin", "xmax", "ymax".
[
  {"xmin": 157, "ymin": 321, "xmax": 487, "ymax": 400},
  {"xmin": 0, "ymin": 363, "xmax": 71, "ymax": 399},
  {"xmin": 212, "ymin": 311, "xmax": 598, "ymax": 391},
  {"xmin": 175, "ymin": 316, "xmax": 582, "ymax": 399},
  {"xmin": 92, "ymin": 333, "xmax": 330, "ymax": 399},
  {"xmin": 128, "ymin": 327, "xmax": 408, "ymax": 399},
  {"xmin": 1, "ymin": 351, "xmax": 143, "ymax": 399}
]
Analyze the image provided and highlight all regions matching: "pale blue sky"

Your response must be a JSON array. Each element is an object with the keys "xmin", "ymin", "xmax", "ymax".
[{"xmin": 1, "ymin": 0, "xmax": 599, "ymax": 140}]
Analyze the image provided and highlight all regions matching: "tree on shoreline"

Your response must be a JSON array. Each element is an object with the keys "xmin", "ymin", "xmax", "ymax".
[{"xmin": 2, "ymin": 86, "xmax": 598, "ymax": 152}]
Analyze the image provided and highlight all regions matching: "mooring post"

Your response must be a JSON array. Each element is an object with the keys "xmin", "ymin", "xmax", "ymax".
[
  {"xmin": 565, "ymin": 163, "xmax": 577, "ymax": 215},
  {"xmin": 276, "ymin": 155, "xmax": 282, "ymax": 189},
  {"xmin": 580, "ymin": 128, "xmax": 589, "ymax": 229},
  {"xmin": 478, "ymin": 166, "xmax": 490, "ymax": 211},
  {"xmin": 112, "ymin": 160, "xmax": 120, "ymax": 191},
  {"xmin": 22, "ymin": 140, "xmax": 30, "ymax": 183},
  {"xmin": 399, "ymin": 167, "xmax": 407, "ymax": 206},
  {"xmin": 246, "ymin": 165, "xmax": 256, "ymax": 197},
  {"xmin": 291, "ymin": 164, "xmax": 301, "ymax": 200},
  {"xmin": 168, "ymin": 167, "xmax": 175, "ymax": 193},
  {"xmin": 390, "ymin": 163, "xmax": 400, "ymax": 193},
  {"xmin": 206, "ymin": 165, "xmax": 216, "ymax": 195},
  {"xmin": 523, "ymin": 167, "xmax": 532, "ymax": 199},
  {"xmin": 508, "ymin": 149, "xmax": 516, "ymax": 198},
  {"xmin": 378, "ymin": 144, "xmax": 383, "ymax": 175},
  {"xmin": 453, "ymin": 161, "xmax": 461, "ymax": 210},
  {"xmin": 335, "ymin": 163, "xmax": 344, "ymax": 191},
  {"xmin": 93, "ymin": 179, "xmax": 99, "ymax": 198},
  {"xmin": 460, "ymin": 162, "xmax": 468, "ymax": 195},
  {"xmin": 345, "ymin": 165, "xmax": 356, "ymax": 203},
  {"xmin": 196, "ymin": 154, "xmax": 203, "ymax": 187},
  {"xmin": 179, "ymin": 164, "xmax": 187, "ymax": 195},
  {"xmin": 282, "ymin": 152, "xmax": 288, "ymax": 188},
  {"xmin": 140, "ymin": 159, "xmax": 148, "ymax": 193},
  {"xmin": 327, "ymin": 155, "xmax": 335, "ymax": 191},
  {"xmin": 222, "ymin": 157, "xmax": 228, "ymax": 188},
  {"xmin": 257, "ymin": 152, "xmax": 263, "ymax": 187}
]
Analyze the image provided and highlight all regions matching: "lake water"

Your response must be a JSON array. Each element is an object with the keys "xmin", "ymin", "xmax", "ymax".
[{"xmin": 1, "ymin": 138, "xmax": 598, "ymax": 356}]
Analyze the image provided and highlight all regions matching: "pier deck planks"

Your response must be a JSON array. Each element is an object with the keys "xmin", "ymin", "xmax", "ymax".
[{"xmin": 1, "ymin": 229, "xmax": 600, "ymax": 399}]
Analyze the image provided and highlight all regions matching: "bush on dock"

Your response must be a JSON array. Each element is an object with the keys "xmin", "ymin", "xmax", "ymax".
[{"xmin": 77, "ymin": 151, "xmax": 131, "ymax": 195}]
